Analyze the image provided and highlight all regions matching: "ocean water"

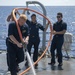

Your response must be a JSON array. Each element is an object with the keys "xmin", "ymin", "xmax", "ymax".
[{"xmin": 0, "ymin": 6, "xmax": 75, "ymax": 56}]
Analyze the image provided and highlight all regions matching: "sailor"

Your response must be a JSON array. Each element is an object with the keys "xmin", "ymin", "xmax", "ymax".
[
  {"xmin": 6, "ymin": 11, "xmax": 20, "ymax": 71},
  {"xmin": 6, "ymin": 11, "xmax": 17, "ymax": 71},
  {"xmin": 48, "ymin": 12, "xmax": 67, "ymax": 67},
  {"xmin": 6, "ymin": 14, "xmax": 29, "ymax": 75},
  {"xmin": 25, "ymin": 14, "xmax": 49, "ymax": 68}
]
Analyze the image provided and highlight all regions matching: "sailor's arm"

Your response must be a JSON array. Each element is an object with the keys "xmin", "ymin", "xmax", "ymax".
[
  {"xmin": 23, "ymin": 36, "xmax": 29, "ymax": 44},
  {"xmin": 52, "ymin": 30, "xmax": 66, "ymax": 35},
  {"xmin": 23, "ymin": 25, "xmax": 30, "ymax": 44},
  {"xmin": 9, "ymin": 35, "xmax": 22, "ymax": 47},
  {"xmin": 7, "ymin": 14, "xmax": 11, "ymax": 22},
  {"xmin": 52, "ymin": 22, "xmax": 67, "ymax": 35},
  {"xmin": 8, "ymin": 23, "xmax": 22, "ymax": 47},
  {"xmin": 25, "ymin": 36, "xmax": 29, "ymax": 41}
]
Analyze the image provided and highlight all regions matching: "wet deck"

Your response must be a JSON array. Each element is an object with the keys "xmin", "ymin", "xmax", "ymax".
[{"xmin": 0, "ymin": 52, "xmax": 75, "ymax": 75}]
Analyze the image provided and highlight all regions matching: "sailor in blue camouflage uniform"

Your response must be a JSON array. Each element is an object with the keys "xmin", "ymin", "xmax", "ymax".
[{"xmin": 48, "ymin": 12, "xmax": 67, "ymax": 68}]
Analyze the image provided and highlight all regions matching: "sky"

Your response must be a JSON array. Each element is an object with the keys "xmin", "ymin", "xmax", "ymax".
[{"xmin": 0, "ymin": 0, "xmax": 75, "ymax": 6}]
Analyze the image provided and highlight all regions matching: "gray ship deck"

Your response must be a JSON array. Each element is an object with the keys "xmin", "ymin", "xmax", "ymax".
[{"xmin": 0, "ymin": 52, "xmax": 75, "ymax": 75}]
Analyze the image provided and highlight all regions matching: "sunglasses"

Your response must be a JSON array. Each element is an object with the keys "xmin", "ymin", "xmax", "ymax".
[{"xmin": 57, "ymin": 16, "xmax": 61, "ymax": 18}]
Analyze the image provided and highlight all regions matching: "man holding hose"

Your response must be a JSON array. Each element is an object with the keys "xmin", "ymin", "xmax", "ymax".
[{"xmin": 6, "ymin": 14, "xmax": 29, "ymax": 75}]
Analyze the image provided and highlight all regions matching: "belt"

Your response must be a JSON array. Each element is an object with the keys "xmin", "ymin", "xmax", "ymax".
[{"xmin": 54, "ymin": 35, "xmax": 63, "ymax": 38}]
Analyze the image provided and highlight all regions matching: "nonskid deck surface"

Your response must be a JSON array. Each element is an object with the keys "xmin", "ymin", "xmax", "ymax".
[{"xmin": 0, "ymin": 52, "xmax": 75, "ymax": 75}]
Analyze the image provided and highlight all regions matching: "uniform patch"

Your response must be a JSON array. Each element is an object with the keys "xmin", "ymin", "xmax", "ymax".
[{"xmin": 22, "ymin": 30, "xmax": 26, "ymax": 33}]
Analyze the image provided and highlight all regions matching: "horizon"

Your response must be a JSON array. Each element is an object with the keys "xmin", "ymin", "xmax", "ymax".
[{"xmin": 0, "ymin": 0, "xmax": 75, "ymax": 6}]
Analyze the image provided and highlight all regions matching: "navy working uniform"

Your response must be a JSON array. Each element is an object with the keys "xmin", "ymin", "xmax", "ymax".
[
  {"xmin": 50, "ymin": 20, "xmax": 67, "ymax": 64},
  {"xmin": 6, "ymin": 22, "xmax": 29, "ymax": 75},
  {"xmin": 26, "ymin": 20, "xmax": 45, "ymax": 62}
]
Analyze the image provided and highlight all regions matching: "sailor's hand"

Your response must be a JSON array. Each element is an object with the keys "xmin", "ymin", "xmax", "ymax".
[
  {"xmin": 51, "ymin": 31, "xmax": 57, "ymax": 34},
  {"xmin": 15, "ymin": 8, "xmax": 18, "ymax": 11},
  {"xmin": 24, "ymin": 40, "xmax": 28, "ymax": 44},
  {"xmin": 17, "ymin": 43, "xmax": 22, "ymax": 48},
  {"xmin": 23, "ymin": 38, "xmax": 28, "ymax": 44}
]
